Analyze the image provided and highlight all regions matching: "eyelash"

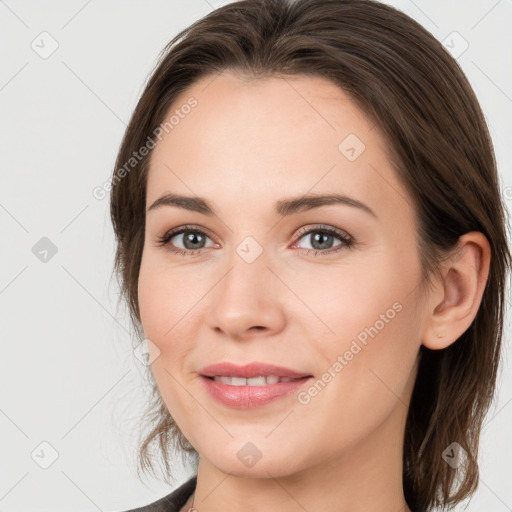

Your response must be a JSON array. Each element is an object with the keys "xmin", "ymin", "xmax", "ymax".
[{"xmin": 156, "ymin": 224, "xmax": 354, "ymax": 258}]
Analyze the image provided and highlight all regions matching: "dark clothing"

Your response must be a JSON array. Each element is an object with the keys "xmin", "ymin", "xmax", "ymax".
[{"xmin": 125, "ymin": 475, "xmax": 197, "ymax": 512}]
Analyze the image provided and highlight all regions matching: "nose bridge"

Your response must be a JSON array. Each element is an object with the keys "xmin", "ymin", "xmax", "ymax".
[
  {"xmin": 208, "ymin": 234, "xmax": 282, "ymax": 336},
  {"xmin": 221, "ymin": 235, "xmax": 272, "ymax": 300}
]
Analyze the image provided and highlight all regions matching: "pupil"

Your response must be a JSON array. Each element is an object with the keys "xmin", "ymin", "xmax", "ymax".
[
  {"xmin": 312, "ymin": 232, "xmax": 332, "ymax": 250},
  {"xmin": 184, "ymin": 232, "xmax": 204, "ymax": 249}
]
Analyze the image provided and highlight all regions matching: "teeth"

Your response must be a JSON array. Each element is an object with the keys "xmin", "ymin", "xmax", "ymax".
[
  {"xmin": 247, "ymin": 376, "xmax": 267, "ymax": 386},
  {"xmin": 211, "ymin": 375, "xmax": 299, "ymax": 385}
]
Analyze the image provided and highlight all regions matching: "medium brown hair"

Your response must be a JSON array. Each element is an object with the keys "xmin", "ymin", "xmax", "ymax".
[{"xmin": 109, "ymin": 0, "xmax": 511, "ymax": 510}]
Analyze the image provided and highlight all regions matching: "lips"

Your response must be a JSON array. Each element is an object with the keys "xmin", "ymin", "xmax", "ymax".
[
  {"xmin": 201, "ymin": 376, "xmax": 312, "ymax": 408},
  {"xmin": 199, "ymin": 362, "xmax": 314, "ymax": 408},
  {"xmin": 199, "ymin": 362, "xmax": 312, "ymax": 380},
  {"xmin": 211, "ymin": 375, "xmax": 297, "ymax": 385}
]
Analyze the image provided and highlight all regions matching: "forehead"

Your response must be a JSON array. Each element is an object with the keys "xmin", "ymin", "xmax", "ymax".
[
  {"xmin": 151, "ymin": 70, "xmax": 375, "ymax": 158},
  {"xmin": 146, "ymin": 71, "xmax": 410, "ymax": 222}
]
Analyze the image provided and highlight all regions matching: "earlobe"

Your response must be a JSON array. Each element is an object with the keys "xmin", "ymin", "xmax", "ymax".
[{"xmin": 422, "ymin": 232, "xmax": 491, "ymax": 350}]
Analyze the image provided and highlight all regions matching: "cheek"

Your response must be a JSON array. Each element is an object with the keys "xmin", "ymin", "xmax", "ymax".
[
  {"xmin": 291, "ymin": 298, "xmax": 421, "ymax": 460},
  {"xmin": 292, "ymin": 247, "xmax": 422, "ymax": 407},
  {"xmin": 137, "ymin": 251, "xmax": 184, "ymax": 349},
  {"xmin": 137, "ymin": 260, "xmax": 167, "ymax": 341},
  {"xmin": 137, "ymin": 255, "xmax": 204, "ymax": 437},
  {"xmin": 137, "ymin": 250, "xmax": 212, "ymax": 359},
  {"xmin": 287, "ymin": 249, "xmax": 413, "ymax": 348}
]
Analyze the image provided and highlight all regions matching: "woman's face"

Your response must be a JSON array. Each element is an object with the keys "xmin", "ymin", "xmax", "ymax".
[{"xmin": 138, "ymin": 71, "xmax": 426, "ymax": 477}]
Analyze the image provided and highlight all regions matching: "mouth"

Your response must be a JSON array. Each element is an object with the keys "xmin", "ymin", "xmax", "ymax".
[
  {"xmin": 198, "ymin": 362, "xmax": 313, "ymax": 408},
  {"xmin": 199, "ymin": 361, "xmax": 313, "ymax": 380},
  {"xmin": 203, "ymin": 375, "xmax": 308, "ymax": 385}
]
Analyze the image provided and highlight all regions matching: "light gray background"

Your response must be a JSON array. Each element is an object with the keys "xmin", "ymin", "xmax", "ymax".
[{"xmin": 0, "ymin": 1, "xmax": 511, "ymax": 511}]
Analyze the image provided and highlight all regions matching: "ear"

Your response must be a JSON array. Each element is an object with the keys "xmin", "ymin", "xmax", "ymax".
[{"xmin": 422, "ymin": 232, "xmax": 491, "ymax": 350}]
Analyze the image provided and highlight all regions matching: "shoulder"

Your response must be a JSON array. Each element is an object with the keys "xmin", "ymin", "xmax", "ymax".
[{"xmin": 121, "ymin": 475, "xmax": 197, "ymax": 512}]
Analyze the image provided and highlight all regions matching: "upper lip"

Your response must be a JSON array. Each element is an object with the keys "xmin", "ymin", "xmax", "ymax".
[{"xmin": 199, "ymin": 362, "xmax": 312, "ymax": 379}]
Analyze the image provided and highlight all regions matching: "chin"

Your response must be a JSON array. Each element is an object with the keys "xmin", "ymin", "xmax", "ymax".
[{"xmin": 198, "ymin": 439, "xmax": 308, "ymax": 478}]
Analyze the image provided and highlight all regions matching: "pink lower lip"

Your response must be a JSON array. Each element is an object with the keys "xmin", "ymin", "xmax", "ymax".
[{"xmin": 200, "ymin": 375, "xmax": 313, "ymax": 409}]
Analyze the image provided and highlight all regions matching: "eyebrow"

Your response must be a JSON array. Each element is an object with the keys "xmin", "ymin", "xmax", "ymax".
[{"xmin": 147, "ymin": 192, "xmax": 377, "ymax": 218}]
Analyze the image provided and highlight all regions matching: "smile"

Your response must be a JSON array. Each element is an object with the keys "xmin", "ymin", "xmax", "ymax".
[{"xmin": 209, "ymin": 375, "xmax": 300, "ymax": 385}]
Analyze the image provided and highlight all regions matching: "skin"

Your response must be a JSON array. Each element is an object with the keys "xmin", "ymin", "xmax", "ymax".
[{"xmin": 137, "ymin": 70, "xmax": 490, "ymax": 512}]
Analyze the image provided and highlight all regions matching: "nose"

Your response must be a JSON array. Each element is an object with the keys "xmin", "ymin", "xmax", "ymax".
[{"xmin": 207, "ymin": 247, "xmax": 286, "ymax": 341}]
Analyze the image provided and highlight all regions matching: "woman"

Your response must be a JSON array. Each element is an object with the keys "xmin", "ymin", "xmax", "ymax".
[{"xmin": 110, "ymin": 0, "xmax": 511, "ymax": 510}]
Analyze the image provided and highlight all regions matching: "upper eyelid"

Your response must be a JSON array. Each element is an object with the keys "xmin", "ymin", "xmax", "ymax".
[
  {"xmin": 165, "ymin": 224, "xmax": 217, "ymax": 242},
  {"xmin": 294, "ymin": 224, "xmax": 351, "ymax": 239}
]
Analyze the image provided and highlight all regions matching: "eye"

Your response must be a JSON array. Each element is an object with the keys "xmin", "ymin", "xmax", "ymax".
[
  {"xmin": 292, "ymin": 225, "xmax": 354, "ymax": 256},
  {"xmin": 156, "ymin": 224, "xmax": 354, "ymax": 257},
  {"xmin": 156, "ymin": 225, "xmax": 217, "ymax": 257}
]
